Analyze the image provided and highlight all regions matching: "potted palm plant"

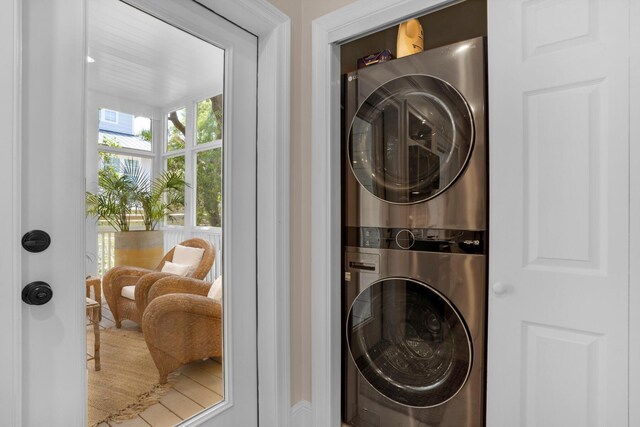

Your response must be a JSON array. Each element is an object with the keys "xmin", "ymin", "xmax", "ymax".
[{"xmin": 86, "ymin": 163, "xmax": 188, "ymax": 269}]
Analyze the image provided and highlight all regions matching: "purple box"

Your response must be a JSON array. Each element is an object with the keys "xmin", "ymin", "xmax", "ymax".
[{"xmin": 357, "ymin": 49, "xmax": 394, "ymax": 69}]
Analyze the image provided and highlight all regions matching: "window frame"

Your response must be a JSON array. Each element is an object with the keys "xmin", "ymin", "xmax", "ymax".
[{"xmin": 161, "ymin": 93, "xmax": 223, "ymax": 231}]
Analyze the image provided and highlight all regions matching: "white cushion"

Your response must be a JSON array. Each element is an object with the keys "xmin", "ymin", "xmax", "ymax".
[
  {"xmin": 172, "ymin": 244, "xmax": 205, "ymax": 274},
  {"xmin": 161, "ymin": 261, "xmax": 191, "ymax": 276},
  {"xmin": 207, "ymin": 275, "xmax": 223, "ymax": 303},
  {"xmin": 121, "ymin": 285, "xmax": 136, "ymax": 300}
]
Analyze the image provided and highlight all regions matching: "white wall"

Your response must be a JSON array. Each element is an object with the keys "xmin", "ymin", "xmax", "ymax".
[{"xmin": 266, "ymin": 0, "xmax": 359, "ymax": 406}]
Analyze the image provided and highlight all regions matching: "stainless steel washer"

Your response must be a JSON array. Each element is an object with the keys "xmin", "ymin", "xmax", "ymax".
[{"xmin": 342, "ymin": 231, "xmax": 486, "ymax": 427}]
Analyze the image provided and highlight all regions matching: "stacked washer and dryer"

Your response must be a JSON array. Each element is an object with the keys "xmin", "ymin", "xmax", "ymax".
[{"xmin": 342, "ymin": 37, "xmax": 487, "ymax": 427}]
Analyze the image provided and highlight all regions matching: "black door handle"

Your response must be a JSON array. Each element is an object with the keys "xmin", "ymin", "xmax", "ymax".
[
  {"xmin": 22, "ymin": 282, "xmax": 53, "ymax": 305},
  {"xmin": 22, "ymin": 230, "xmax": 51, "ymax": 253}
]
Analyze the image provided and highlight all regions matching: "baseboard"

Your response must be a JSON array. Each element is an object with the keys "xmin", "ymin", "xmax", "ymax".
[{"xmin": 290, "ymin": 400, "xmax": 312, "ymax": 427}]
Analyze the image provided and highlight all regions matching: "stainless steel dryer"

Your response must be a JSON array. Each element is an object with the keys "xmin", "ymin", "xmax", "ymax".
[{"xmin": 344, "ymin": 37, "xmax": 486, "ymax": 230}]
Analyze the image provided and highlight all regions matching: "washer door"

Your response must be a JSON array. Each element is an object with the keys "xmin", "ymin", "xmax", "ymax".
[
  {"xmin": 347, "ymin": 278, "xmax": 472, "ymax": 407},
  {"xmin": 348, "ymin": 75, "xmax": 474, "ymax": 204}
]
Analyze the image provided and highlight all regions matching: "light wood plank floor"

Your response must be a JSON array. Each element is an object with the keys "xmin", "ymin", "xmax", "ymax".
[{"xmin": 90, "ymin": 295, "xmax": 224, "ymax": 427}]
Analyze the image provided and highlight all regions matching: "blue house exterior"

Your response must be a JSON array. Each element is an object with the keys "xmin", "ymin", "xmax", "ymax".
[
  {"xmin": 99, "ymin": 109, "xmax": 135, "ymax": 135},
  {"xmin": 98, "ymin": 109, "xmax": 151, "ymax": 151}
]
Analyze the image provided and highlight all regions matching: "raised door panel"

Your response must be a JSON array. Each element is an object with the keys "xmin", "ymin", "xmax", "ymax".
[
  {"xmin": 523, "ymin": 79, "xmax": 604, "ymax": 272},
  {"xmin": 488, "ymin": 0, "xmax": 629, "ymax": 425},
  {"xmin": 521, "ymin": 323, "xmax": 604, "ymax": 427}
]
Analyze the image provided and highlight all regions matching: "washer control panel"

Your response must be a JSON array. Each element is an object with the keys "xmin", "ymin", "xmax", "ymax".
[{"xmin": 346, "ymin": 227, "xmax": 485, "ymax": 254}]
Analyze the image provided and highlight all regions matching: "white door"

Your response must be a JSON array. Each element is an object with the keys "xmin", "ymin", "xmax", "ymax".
[
  {"xmin": 487, "ymin": 0, "xmax": 630, "ymax": 426},
  {"xmin": 13, "ymin": 0, "xmax": 258, "ymax": 425}
]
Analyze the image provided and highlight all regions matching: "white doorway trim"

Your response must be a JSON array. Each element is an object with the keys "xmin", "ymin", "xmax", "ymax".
[
  {"xmin": 1, "ymin": 0, "xmax": 291, "ymax": 425},
  {"xmin": 310, "ymin": 1, "xmax": 459, "ymax": 425},
  {"xmin": 0, "ymin": 0, "xmax": 22, "ymax": 425},
  {"xmin": 629, "ymin": 1, "xmax": 640, "ymax": 425}
]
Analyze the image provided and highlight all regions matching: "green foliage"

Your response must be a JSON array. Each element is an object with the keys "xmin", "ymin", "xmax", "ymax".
[
  {"xmin": 196, "ymin": 97, "xmax": 221, "ymax": 144},
  {"xmin": 86, "ymin": 171, "xmax": 135, "ymax": 231},
  {"xmin": 98, "ymin": 135, "xmax": 122, "ymax": 183},
  {"xmin": 165, "ymin": 99, "xmax": 223, "ymax": 227},
  {"xmin": 138, "ymin": 128, "xmax": 152, "ymax": 142},
  {"xmin": 167, "ymin": 109, "xmax": 187, "ymax": 151},
  {"xmin": 195, "ymin": 97, "xmax": 223, "ymax": 227},
  {"xmin": 86, "ymin": 162, "xmax": 189, "ymax": 231},
  {"xmin": 165, "ymin": 156, "xmax": 186, "ymax": 225},
  {"xmin": 196, "ymin": 148, "xmax": 222, "ymax": 226}
]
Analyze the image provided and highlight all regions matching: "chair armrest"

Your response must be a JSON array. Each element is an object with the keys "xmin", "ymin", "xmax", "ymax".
[
  {"xmin": 103, "ymin": 266, "xmax": 154, "ymax": 308},
  {"xmin": 147, "ymin": 276, "xmax": 212, "ymax": 303},
  {"xmin": 143, "ymin": 293, "xmax": 222, "ymax": 322},
  {"xmin": 134, "ymin": 272, "xmax": 178, "ymax": 314}
]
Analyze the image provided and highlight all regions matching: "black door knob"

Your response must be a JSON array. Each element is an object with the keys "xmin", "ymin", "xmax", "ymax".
[
  {"xmin": 22, "ymin": 282, "xmax": 53, "ymax": 305},
  {"xmin": 22, "ymin": 230, "xmax": 51, "ymax": 253}
]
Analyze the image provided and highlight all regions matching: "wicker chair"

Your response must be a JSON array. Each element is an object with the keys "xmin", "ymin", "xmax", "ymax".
[
  {"xmin": 142, "ymin": 276, "xmax": 222, "ymax": 384},
  {"xmin": 102, "ymin": 238, "xmax": 215, "ymax": 328}
]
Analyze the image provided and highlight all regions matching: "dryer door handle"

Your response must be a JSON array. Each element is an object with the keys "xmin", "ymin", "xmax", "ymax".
[{"xmin": 492, "ymin": 281, "xmax": 511, "ymax": 296}]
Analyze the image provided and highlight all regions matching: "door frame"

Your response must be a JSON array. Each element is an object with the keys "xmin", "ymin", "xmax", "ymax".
[
  {"xmin": 0, "ymin": 0, "xmax": 291, "ymax": 426},
  {"xmin": 309, "ymin": 1, "xmax": 459, "ymax": 425},
  {"xmin": 0, "ymin": 0, "xmax": 22, "ymax": 425},
  {"xmin": 630, "ymin": 1, "xmax": 640, "ymax": 425},
  {"xmin": 310, "ymin": 0, "xmax": 639, "ymax": 426}
]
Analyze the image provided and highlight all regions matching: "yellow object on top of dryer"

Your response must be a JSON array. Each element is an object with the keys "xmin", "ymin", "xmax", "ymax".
[{"xmin": 396, "ymin": 18, "xmax": 424, "ymax": 58}]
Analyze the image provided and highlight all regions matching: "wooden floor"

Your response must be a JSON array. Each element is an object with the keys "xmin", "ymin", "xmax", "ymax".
[{"xmin": 91, "ymin": 299, "xmax": 224, "ymax": 427}]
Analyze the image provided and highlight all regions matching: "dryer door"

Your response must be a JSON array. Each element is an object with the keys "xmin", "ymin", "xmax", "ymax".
[
  {"xmin": 348, "ymin": 75, "xmax": 473, "ymax": 204},
  {"xmin": 347, "ymin": 278, "xmax": 472, "ymax": 408}
]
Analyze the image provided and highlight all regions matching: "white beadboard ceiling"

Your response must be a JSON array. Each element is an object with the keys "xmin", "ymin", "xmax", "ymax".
[{"xmin": 87, "ymin": 0, "xmax": 224, "ymax": 109}]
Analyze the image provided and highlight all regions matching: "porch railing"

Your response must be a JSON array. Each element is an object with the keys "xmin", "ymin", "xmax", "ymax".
[{"xmin": 97, "ymin": 227, "xmax": 222, "ymax": 282}]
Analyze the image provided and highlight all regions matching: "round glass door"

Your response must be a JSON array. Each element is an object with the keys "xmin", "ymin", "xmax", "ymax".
[
  {"xmin": 346, "ymin": 278, "xmax": 472, "ymax": 407},
  {"xmin": 348, "ymin": 75, "xmax": 474, "ymax": 204}
]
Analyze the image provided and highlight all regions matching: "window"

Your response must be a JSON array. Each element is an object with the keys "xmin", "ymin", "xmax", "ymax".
[
  {"xmin": 96, "ymin": 108, "xmax": 155, "ymax": 231},
  {"xmin": 196, "ymin": 148, "xmax": 222, "ymax": 226},
  {"xmin": 197, "ymin": 96, "xmax": 222, "ymax": 145},
  {"xmin": 165, "ymin": 155, "xmax": 186, "ymax": 226},
  {"xmin": 162, "ymin": 96, "xmax": 223, "ymax": 229},
  {"xmin": 167, "ymin": 108, "xmax": 187, "ymax": 151},
  {"xmin": 102, "ymin": 109, "xmax": 118, "ymax": 123},
  {"xmin": 98, "ymin": 109, "xmax": 152, "ymax": 152},
  {"xmin": 98, "ymin": 153, "xmax": 151, "ymax": 180},
  {"xmin": 195, "ymin": 96, "xmax": 224, "ymax": 227},
  {"xmin": 97, "ymin": 153, "xmax": 153, "ymax": 230}
]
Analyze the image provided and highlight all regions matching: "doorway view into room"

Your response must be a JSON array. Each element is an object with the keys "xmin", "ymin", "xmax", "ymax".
[{"xmin": 85, "ymin": 1, "xmax": 225, "ymax": 425}]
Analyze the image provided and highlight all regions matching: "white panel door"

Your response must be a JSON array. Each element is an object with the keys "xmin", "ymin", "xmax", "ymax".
[
  {"xmin": 16, "ymin": 0, "xmax": 258, "ymax": 425},
  {"xmin": 487, "ymin": 0, "xmax": 630, "ymax": 426}
]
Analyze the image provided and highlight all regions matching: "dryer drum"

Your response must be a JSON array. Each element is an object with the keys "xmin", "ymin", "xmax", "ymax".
[
  {"xmin": 346, "ymin": 278, "xmax": 472, "ymax": 408},
  {"xmin": 348, "ymin": 74, "xmax": 474, "ymax": 204}
]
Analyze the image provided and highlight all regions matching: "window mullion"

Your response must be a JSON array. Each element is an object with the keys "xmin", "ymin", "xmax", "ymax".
[
  {"xmin": 184, "ymin": 102, "xmax": 196, "ymax": 233},
  {"xmin": 152, "ymin": 113, "xmax": 164, "ymax": 180}
]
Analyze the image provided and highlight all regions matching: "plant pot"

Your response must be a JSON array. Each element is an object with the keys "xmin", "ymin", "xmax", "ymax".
[{"xmin": 114, "ymin": 230, "xmax": 164, "ymax": 270}]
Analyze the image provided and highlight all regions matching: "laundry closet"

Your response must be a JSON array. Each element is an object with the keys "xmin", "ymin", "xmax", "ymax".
[
  {"xmin": 336, "ymin": 0, "xmax": 633, "ymax": 425},
  {"xmin": 340, "ymin": 2, "xmax": 487, "ymax": 425}
]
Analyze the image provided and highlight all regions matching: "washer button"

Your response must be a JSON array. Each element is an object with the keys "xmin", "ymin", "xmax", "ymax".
[{"xmin": 395, "ymin": 229, "xmax": 415, "ymax": 249}]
